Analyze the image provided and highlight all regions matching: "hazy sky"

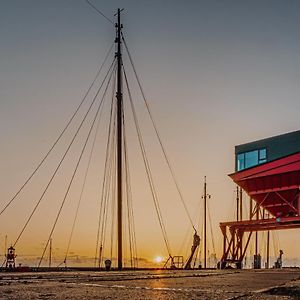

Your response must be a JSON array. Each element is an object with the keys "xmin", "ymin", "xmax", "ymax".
[{"xmin": 0, "ymin": 0, "xmax": 300, "ymax": 267}]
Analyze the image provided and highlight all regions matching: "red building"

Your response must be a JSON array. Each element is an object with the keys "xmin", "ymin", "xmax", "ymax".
[{"xmin": 219, "ymin": 130, "xmax": 300, "ymax": 269}]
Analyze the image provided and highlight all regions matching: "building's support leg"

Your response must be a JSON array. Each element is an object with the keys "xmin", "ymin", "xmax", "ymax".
[
  {"xmin": 297, "ymin": 190, "xmax": 300, "ymax": 215},
  {"xmin": 266, "ymin": 230, "xmax": 270, "ymax": 269},
  {"xmin": 219, "ymin": 225, "xmax": 234, "ymax": 269},
  {"xmin": 231, "ymin": 228, "xmax": 236, "ymax": 261}
]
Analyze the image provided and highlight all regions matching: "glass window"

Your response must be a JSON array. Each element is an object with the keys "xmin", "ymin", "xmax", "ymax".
[
  {"xmin": 236, "ymin": 148, "xmax": 267, "ymax": 171},
  {"xmin": 259, "ymin": 149, "xmax": 266, "ymax": 160},
  {"xmin": 258, "ymin": 148, "xmax": 267, "ymax": 164},
  {"xmin": 237, "ymin": 153, "xmax": 245, "ymax": 171},
  {"xmin": 245, "ymin": 150, "xmax": 259, "ymax": 169},
  {"xmin": 259, "ymin": 159, "xmax": 267, "ymax": 164}
]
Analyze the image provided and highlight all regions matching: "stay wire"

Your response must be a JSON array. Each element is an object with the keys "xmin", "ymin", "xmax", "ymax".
[
  {"xmin": 110, "ymin": 122, "xmax": 117, "ymax": 263},
  {"xmin": 122, "ymin": 108, "xmax": 132, "ymax": 266},
  {"xmin": 122, "ymin": 34, "xmax": 196, "ymax": 232},
  {"xmin": 109, "ymin": 106, "xmax": 117, "ymax": 263},
  {"xmin": 62, "ymin": 125, "xmax": 95, "ymax": 265},
  {"xmin": 85, "ymin": 0, "xmax": 114, "ymax": 25},
  {"xmin": 109, "ymin": 120, "xmax": 117, "ymax": 264},
  {"xmin": 110, "ymin": 86, "xmax": 118, "ymax": 264},
  {"xmin": 101, "ymin": 98, "xmax": 117, "ymax": 265},
  {"xmin": 38, "ymin": 61, "xmax": 116, "ymax": 268},
  {"xmin": 0, "ymin": 42, "xmax": 114, "ymax": 217},
  {"xmin": 207, "ymin": 199, "xmax": 216, "ymax": 255},
  {"xmin": 197, "ymin": 196, "xmax": 204, "ymax": 265},
  {"xmin": 97, "ymin": 66, "xmax": 117, "ymax": 266},
  {"xmin": 13, "ymin": 58, "xmax": 116, "ymax": 248},
  {"xmin": 125, "ymin": 143, "xmax": 138, "ymax": 268},
  {"xmin": 62, "ymin": 63, "xmax": 112, "ymax": 266},
  {"xmin": 107, "ymin": 82, "xmax": 118, "ymax": 265},
  {"xmin": 109, "ymin": 153, "xmax": 116, "ymax": 263},
  {"xmin": 100, "ymin": 106, "xmax": 117, "ymax": 266},
  {"xmin": 94, "ymin": 64, "xmax": 117, "ymax": 266},
  {"xmin": 123, "ymin": 66, "xmax": 172, "ymax": 257},
  {"xmin": 123, "ymin": 106, "xmax": 138, "ymax": 268}
]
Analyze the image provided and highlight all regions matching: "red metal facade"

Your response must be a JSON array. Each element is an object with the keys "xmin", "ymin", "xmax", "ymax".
[{"xmin": 229, "ymin": 151, "xmax": 300, "ymax": 217}]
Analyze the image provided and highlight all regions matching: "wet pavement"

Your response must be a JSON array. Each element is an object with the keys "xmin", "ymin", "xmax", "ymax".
[{"xmin": 0, "ymin": 269, "xmax": 299, "ymax": 299}]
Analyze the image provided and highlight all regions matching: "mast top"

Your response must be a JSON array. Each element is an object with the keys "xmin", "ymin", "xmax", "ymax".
[{"xmin": 114, "ymin": 8, "xmax": 124, "ymax": 17}]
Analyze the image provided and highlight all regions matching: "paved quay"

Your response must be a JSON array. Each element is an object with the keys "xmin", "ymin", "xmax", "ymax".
[{"xmin": 0, "ymin": 269, "xmax": 299, "ymax": 299}]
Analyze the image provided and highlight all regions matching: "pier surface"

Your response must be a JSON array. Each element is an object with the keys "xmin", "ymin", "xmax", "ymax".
[{"xmin": 0, "ymin": 269, "xmax": 300, "ymax": 299}]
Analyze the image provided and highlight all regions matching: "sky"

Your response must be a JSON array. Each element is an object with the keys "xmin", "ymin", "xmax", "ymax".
[{"xmin": 0, "ymin": 0, "xmax": 299, "ymax": 268}]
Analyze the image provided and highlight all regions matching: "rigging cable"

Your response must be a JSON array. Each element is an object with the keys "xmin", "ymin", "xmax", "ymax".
[
  {"xmin": 100, "ymin": 96, "xmax": 117, "ymax": 266},
  {"xmin": 109, "ymin": 125, "xmax": 117, "ymax": 264},
  {"xmin": 13, "ymin": 58, "xmax": 116, "ymax": 248},
  {"xmin": 85, "ymin": 0, "xmax": 114, "ymax": 25},
  {"xmin": 193, "ymin": 199, "xmax": 203, "ymax": 268},
  {"xmin": 38, "ymin": 61, "xmax": 116, "ymax": 267},
  {"xmin": 109, "ymin": 101, "xmax": 117, "ymax": 264},
  {"xmin": 123, "ymin": 104, "xmax": 138, "ymax": 268},
  {"xmin": 61, "ymin": 62, "xmax": 115, "ymax": 266},
  {"xmin": 122, "ymin": 105, "xmax": 132, "ymax": 267},
  {"xmin": 0, "ymin": 42, "xmax": 114, "ymax": 217},
  {"xmin": 99, "ymin": 103, "xmax": 117, "ymax": 267},
  {"xmin": 94, "ymin": 65, "xmax": 117, "ymax": 266},
  {"xmin": 110, "ymin": 80, "xmax": 118, "ymax": 265},
  {"xmin": 122, "ymin": 34, "xmax": 196, "ymax": 232},
  {"xmin": 207, "ymin": 198, "xmax": 216, "ymax": 255},
  {"xmin": 195, "ymin": 195, "xmax": 204, "ymax": 268},
  {"xmin": 123, "ymin": 66, "xmax": 172, "ymax": 258}
]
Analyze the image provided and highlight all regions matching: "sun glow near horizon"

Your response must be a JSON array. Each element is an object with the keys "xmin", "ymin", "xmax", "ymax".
[{"xmin": 154, "ymin": 256, "xmax": 164, "ymax": 264}]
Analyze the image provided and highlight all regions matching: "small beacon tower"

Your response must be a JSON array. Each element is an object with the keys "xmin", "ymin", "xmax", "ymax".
[{"xmin": 6, "ymin": 246, "xmax": 16, "ymax": 269}]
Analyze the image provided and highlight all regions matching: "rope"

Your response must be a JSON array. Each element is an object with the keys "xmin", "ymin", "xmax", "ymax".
[
  {"xmin": 109, "ymin": 119, "xmax": 117, "ymax": 264},
  {"xmin": 94, "ymin": 65, "xmax": 117, "ymax": 266},
  {"xmin": 0, "ymin": 43, "xmax": 114, "ymax": 217},
  {"xmin": 85, "ymin": 0, "xmax": 114, "ymax": 25},
  {"xmin": 38, "ymin": 60, "xmax": 116, "ymax": 267},
  {"xmin": 197, "ymin": 196, "xmax": 204, "ymax": 266},
  {"xmin": 207, "ymin": 199, "xmax": 216, "ymax": 255},
  {"xmin": 122, "ymin": 108, "xmax": 132, "ymax": 266},
  {"xmin": 122, "ymin": 34, "xmax": 196, "ymax": 232},
  {"xmin": 100, "ymin": 104, "xmax": 117, "ymax": 266},
  {"xmin": 13, "ymin": 59, "xmax": 116, "ymax": 248},
  {"xmin": 123, "ymin": 107, "xmax": 138, "ymax": 268},
  {"xmin": 62, "ymin": 59, "xmax": 113, "ymax": 265},
  {"xmin": 123, "ymin": 66, "xmax": 172, "ymax": 257}
]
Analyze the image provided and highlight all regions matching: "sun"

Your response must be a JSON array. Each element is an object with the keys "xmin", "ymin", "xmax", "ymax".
[{"xmin": 154, "ymin": 256, "xmax": 164, "ymax": 264}]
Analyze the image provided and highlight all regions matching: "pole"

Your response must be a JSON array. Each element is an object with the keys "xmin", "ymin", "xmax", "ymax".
[
  {"xmin": 239, "ymin": 188, "xmax": 243, "ymax": 259},
  {"xmin": 204, "ymin": 176, "xmax": 207, "ymax": 269},
  {"xmin": 266, "ymin": 213, "xmax": 270, "ymax": 269},
  {"xmin": 255, "ymin": 207, "xmax": 259, "ymax": 256},
  {"xmin": 99, "ymin": 245, "xmax": 103, "ymax": 268},
  {"xmin": 116, "ymin": 8, "xmax": 123, "ymax": 271},
  {"xmin": 266, "ymin": 230, "xmax": 270, "ymax": 269},
  {"xmin": 236, "ymin": 186, "xmax": 239, "ymax": 221},
  {"xmin": 239, "ymin": 187, "xmax": 243, "ymax": 221},
  {"xmin": 4, "ymin": 235, "xmax": 7, "ymax": 255},
  {"xmin": 49, "ymin": 238, "xmax": 52, "ymax": 268}
]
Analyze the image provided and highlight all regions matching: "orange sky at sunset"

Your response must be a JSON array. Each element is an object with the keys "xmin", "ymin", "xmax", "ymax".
[{"xmin": 0, "ymin": 0, "xmax": 300, "ymax": 268}]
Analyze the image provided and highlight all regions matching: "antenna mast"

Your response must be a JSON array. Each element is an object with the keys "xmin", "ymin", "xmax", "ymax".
[
  {"xmin": 203, "ymin": 176, "xmax": 211, "ymax": 269},
  {"xmin": 204, "ymin": 177, "xmax": 207, "ymax": 268},
  {"xmin": 115, "ymin": 8, "xmax": 123, "ymax": 271}
]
